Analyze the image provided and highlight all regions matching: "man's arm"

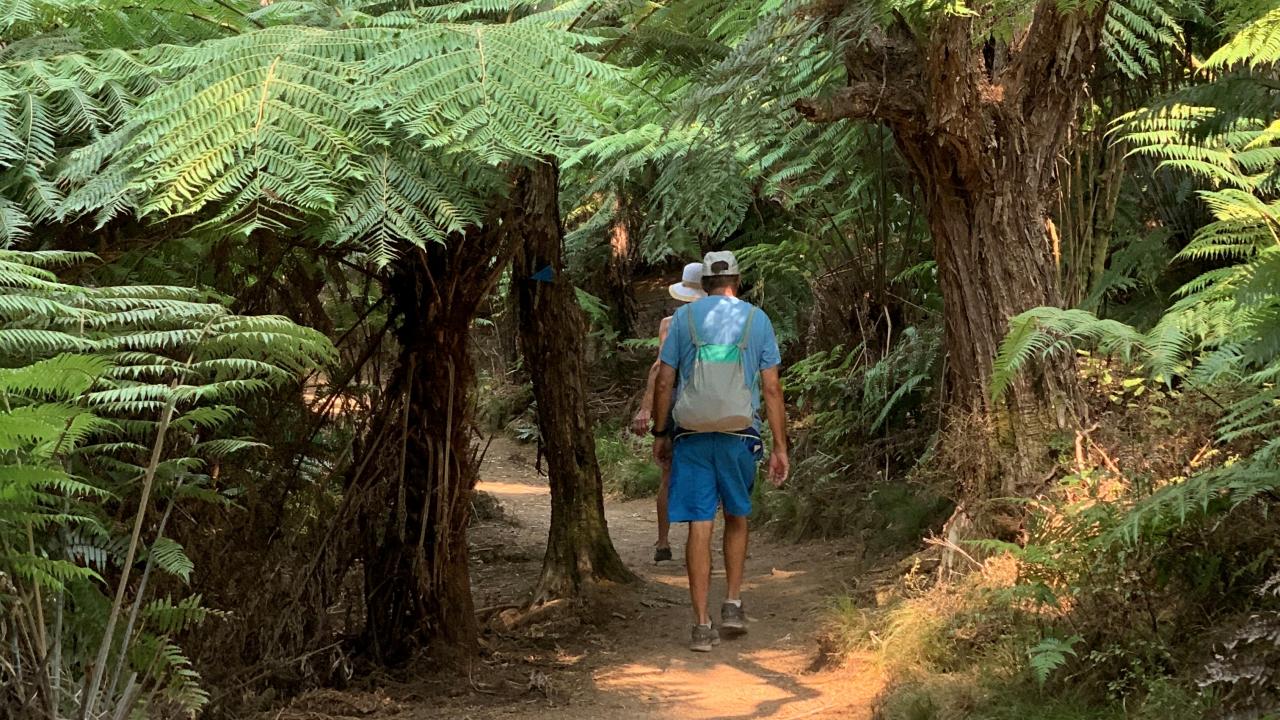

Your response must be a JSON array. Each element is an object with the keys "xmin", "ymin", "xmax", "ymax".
[
  {"xmin": 761, "ymin": 368, "xmax": 789, "ymax": 486},
  {"xmin": 651, "ymin": 362, "xmax": 677, "ymax": 469},
  {"xmin": 631, "ymin": 317, "xmax": 672, "ymax": 435}
]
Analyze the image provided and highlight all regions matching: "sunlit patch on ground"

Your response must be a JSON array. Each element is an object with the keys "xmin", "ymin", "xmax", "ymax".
[
  {"xmin": 594, "ymin": 647, "xmax": 882, "ymax": 719},
  {"xmin": 478, "ymin": 481, "xmax": 551, "ymax": 496}
]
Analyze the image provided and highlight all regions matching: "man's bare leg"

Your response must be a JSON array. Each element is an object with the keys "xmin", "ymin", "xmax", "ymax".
[
  {"xmin": 656, "ymin": 468, "xmax": 671, "ymax": 549},
  {"xmin": 686, "ymin": 520, "xmax": 714, "ymax": 625},
  {"xmin": 723, "ymin": 514, "xmax": 748, "ymax": 601}
]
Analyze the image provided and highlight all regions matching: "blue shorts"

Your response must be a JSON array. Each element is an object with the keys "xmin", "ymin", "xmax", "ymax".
[{"xmin": 668, "ymin": 431, "xmax": 763, "ymax": 522}]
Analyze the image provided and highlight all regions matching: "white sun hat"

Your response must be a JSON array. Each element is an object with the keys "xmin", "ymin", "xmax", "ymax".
[{"xmin": 668, "ymin": 262, "xmax": 707, "ymax": 303}]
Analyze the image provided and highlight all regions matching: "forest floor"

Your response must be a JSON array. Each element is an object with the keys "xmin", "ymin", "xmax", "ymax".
[{"xmin": 272, "ymin": 437, "xmax": 888, "ymax": 720}]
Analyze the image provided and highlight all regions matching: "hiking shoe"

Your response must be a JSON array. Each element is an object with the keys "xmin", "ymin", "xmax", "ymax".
[
  {"xmin": 690, "ymin": 624, "xmax": 720, "ymax": 652},
  {"xmin": 720, "ymin": 601, "xmax": 747, "ymax": 636},
  {"xmin": 654, "ymin": 546, "xmax": 673, "ymax": 563}
]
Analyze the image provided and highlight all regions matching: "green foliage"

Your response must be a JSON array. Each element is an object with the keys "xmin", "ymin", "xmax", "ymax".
[
  {"xmin": 2, "ymin": 1, "xmax": 625, "ymax": 266},
  {"xmin": 789, "ymin": 327, "xmax": 941, "ymax": 444},
  {"xmin": 476, "ymin": 374, "xmax": 534, "ymax": 434},
  {"xmin": 328, "ymin": 150, "xmax": 483, "ymax": 266},
  {"xmin": 595, "ymin": 421, "xmax": 660, "ymax": 499},
  {"xmin": 562, "ymin": 0, "xmax": 902, "ymax": 266},
  {"xmin": 996, "ymin": 201, "xmax": 1276, "ymax": 572},
  {"xmin": 0, "ymin": 250, "xmax": 332, "ymax": 718},
  {"xmin": 1205, "ymin": 4, "xmax": 1280, "ymax": 67},
  {"xmin": 575, "ymin": 286, "xmax": 620, "ymax": 350},
  {"xmin": 364, "ymin": 20, "xmax": 616, "ymax": 160},
  {"xmin": 995, "ymin": 9, "xmax": 1280, "ymax": 576},
  {"xmin": 1104, "ymin": 0, "xmax": 1198, "ymax": 79},
  {"xmin": 3, "ymin": 0, "xmax": 1278, "ymax": 716},
  {"xmin": 757, "ymin": 326, "xmax": 950, "ymax": 542},
  {"xmin": 860, "ymin": 8, "xmax": 1280, "ymax": 717},
  {"xmin": 0, "ymin": 0, "xmax": 253, "ymax": 48},
  {"xmin": 1029, "ymin": 635, "xmax": 1082, "ymax": 686},
  {"xmin": 755, "ymin": 451, "xmax": 952, "ymax": 544},
  {"xmin": 993, "ymin": 308, "xmax": 1149, "ymax": 400},
  {"xmin": 964, "ymin": 355, "xmax": 1277, "ymax": 712}
]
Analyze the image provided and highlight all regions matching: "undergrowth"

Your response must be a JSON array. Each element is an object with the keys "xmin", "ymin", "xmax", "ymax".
[
  {"xmin": 848, "ymin": 556, "xmax": 1216, "ymax": 720},
  {"xmin": 476, "ymin": 373, "xmax": 535, "ymax": 436},
  {"xmin": 754, "ymin": 325, "xmax": 950, "ymax": 548},
  {"xmin": 595, "ymin": 420, "xmax": 660, "ymax": 499},
  {"xmin": 754, "ymin": 455, "xmax": 951, "ymax": 550},
  {"xmin": 477, "ymin": 371, "xmax": 658, "ymax": 499},
  {"xmin": 827, "ymin": 360, "xmax": 1279, "ymax": 720},
  {"xmin": 0, "ymin": 251, "xmax": 333, "ymax": 718}
]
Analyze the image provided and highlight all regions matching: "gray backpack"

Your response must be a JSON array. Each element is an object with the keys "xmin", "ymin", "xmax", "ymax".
[{"xmin": 672, "ymin": 307, "xmax": 757, "ymax": 432}]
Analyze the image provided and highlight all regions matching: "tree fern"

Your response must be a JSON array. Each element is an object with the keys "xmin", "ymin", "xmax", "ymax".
[
  {"xmin": 69, "ymin": 26, "xmax": 381, "ymax": 234},
  {"xmin": 326, "ymin": 149, "xmax": 487, "ymax": 266},
  {"xmin": 0, "ymin": 250, "xmax": 333, "ymax": 719},
  {"xmin": 8, "ymin": 0, "xmax": 619, "ymax": 263},
  {"xmin": 147, "ymin": 536, "xmax": 194, "ymax": 583},
  {"xmin": 1, "ymin": 0, "xmax": 253, "ymax": 47}
]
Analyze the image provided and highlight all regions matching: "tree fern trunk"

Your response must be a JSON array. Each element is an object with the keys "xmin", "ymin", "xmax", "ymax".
[
  {"xmin": 508, "ymin": 161, "xmax": 635, "ymax": 602},
  {"xmin": 915, "ymin": 147, "xmax": 1082, "ymax": 537},
  {"xmin": 603, "ymin": 194, "xmax": 641, "ymax": 338},
  {"xmin": 797, "ymin": 1, "xmax": 1107, "ymax": 540},
  {"xmin": 356, "ymin": 224, "xmax": 511, "ymax": 662},
  {"xmin": 905, "ymin": 6, "xmax": 1100, "ymax": 540}
]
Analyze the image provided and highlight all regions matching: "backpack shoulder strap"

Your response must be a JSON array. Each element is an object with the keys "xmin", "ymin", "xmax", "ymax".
[
  {"xmin": 736, "ymin": 307, "xmax": 757, "ymax": 350},
  {"xmin": 685, "ymin": 305, "xmax": 702, "ymax": 347}
]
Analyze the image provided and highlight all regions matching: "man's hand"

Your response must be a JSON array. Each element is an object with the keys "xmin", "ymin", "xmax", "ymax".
[
  {"xmin": 653, "ymin": 436, "xmax": 673, "ymax": 470},
  {"xmin": 760, "ymin": 366, "xmax": 788, "ymax": 487},
  {"xmin": 631, "ymin": 407, "xmax": 651, "ymax": 436},
  {"xmin": 767, "ymin": 447, "xmax": 789, "ymax": 487}
]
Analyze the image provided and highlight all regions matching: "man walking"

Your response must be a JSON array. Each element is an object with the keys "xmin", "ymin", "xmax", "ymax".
[
  {"xmin": 650, "ymin": 251, "xmax": 789, "ymax": 652},
  {"xmin": 632, "ymin": 262, "xmax": 705, "ymax": 563}
]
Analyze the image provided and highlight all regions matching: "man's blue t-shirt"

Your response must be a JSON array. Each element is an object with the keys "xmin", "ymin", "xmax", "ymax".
[{"xmin": 659, "ymin": 295, "xmax": 782, "ymax": 430}]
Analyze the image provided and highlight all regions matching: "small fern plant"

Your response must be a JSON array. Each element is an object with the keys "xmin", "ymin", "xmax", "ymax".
[{"xmin": 0, "ymin": 250, "xmax": 334, "ymax": 719}]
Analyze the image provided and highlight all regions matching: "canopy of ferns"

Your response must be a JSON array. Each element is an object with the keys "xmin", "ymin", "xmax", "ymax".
[{"xmin": 4, "ymin": 0, "xmax": 1280, "ymax": 718}]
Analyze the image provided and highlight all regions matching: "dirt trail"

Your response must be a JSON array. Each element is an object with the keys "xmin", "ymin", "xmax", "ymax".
[
  {"xmin": 469, "ymin": 438, "xmax": 886, "ymax": 720},
  {"xmin": 279, "ymin": 437, "xmax": 886, "ymax": 720}
]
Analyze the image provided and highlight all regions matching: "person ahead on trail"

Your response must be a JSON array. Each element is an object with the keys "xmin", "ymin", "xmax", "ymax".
[
  {"xmin": 650, "ymin": 251, "xmax": 790, "ymax": 653},
  {"xmin": 633, "ymin": 262, "xmax": 705, "ymax": 563}
]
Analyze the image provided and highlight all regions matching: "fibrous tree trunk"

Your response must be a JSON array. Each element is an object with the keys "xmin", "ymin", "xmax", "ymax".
[
  {"xmin": 1057, "ymin": 99, "xmax": 1126, "ymax": 310},
  {"xmin": 603, "ymin": 193, "xmax": 642, "ymax": 338},
  {"xmin": 351, "ymin": 224, "xmax": 514, "ymax": 663},
  {"xmin": 508, "ymin": 161, "xmax": 635, "ymax": 602},
  {"xmin": 797, "ymin": 2, "xmax": 1107, "ymax": 537}
]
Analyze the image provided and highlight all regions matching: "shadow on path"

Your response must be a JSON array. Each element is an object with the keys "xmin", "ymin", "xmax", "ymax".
[{"xmin": 469, "ymin": 437, "xmax": 884, "ymax": 720}]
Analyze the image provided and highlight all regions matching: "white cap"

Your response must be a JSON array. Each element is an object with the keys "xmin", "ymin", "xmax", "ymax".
[
  {"xmin": 701, "ymin": 251, "xmax": 740, "ymax": 277},
  {"xmin": 668, "ymin": 262, "xmax": 706, "ymax": 303}
]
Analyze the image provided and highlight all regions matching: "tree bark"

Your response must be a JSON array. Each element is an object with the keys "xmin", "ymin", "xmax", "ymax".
[
  {"xmin": 603, "ymin": 194, "xmax": 642, "ymax": 338},
  {"xmin": 1057, "ymin": 96, "xmax": 1126, "ymax": 310},
  {"xmin": 352, "ymin": 224, "xmax": 513, "ymax": 663},
  {"xmin": 796, "ymin": 2, "xmax": 1107, "ymax": 536},
  {"xmin": 508, "ymin": 161, "xmax": 635, "ymax": 602},
  {"xmin": 908, "ymin": 133, "xmax": 1080, "ymax": 530}
]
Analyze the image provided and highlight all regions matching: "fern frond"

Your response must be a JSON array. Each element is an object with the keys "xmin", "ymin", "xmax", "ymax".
[
  {"xmin": 1205, "ymin": 6, "xmax": 1280, "ymax": 69},
  {"xmin": 0, "ymin": 353, "xmax": 111, "ymax": 399},
  {"xmin": 142, "ymin": 594, "xmax": 209, "ymax": 635},
  {"xmin": 365, "ymin": 21, "xmax": 617, "ymax": 160},
  {"xmin": 148, "ymin": 537, "xmax": 194, "ymax": 583}
]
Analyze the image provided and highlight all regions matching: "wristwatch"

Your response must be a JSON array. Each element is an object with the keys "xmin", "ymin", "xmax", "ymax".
[{"xmin": 650, "ymin": 425, "xmax": 670, "ymax": 438}]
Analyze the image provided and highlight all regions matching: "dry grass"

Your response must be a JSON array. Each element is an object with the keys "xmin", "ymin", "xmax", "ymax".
[{"xmin": 817, "ymin": 359, "xmax": 1269, "ymax": 720}]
